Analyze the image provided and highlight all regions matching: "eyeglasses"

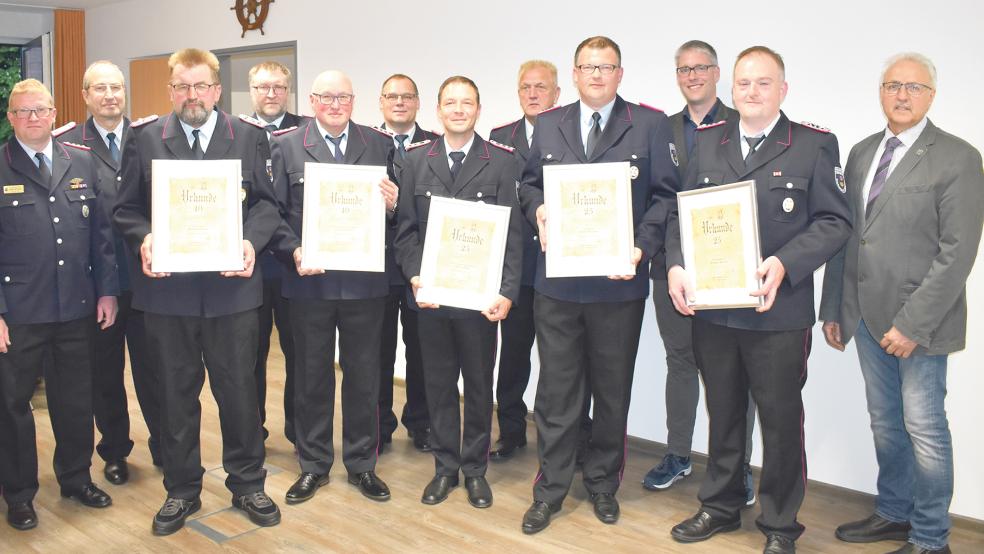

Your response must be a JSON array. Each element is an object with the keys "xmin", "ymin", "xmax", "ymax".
[
  {"xmin": 676, "ymin": 64, "xmax": 716, "ymax": 76},
  {"xmin": 519, "ymin": 84, "xmax": 551, "ymax": 94},
  {"xmin": 252, "ymin": 84, "xmax": 288, "ymax": 96},
  {"xmin": 170, "ymin": 82, "xmax": 217, "ymax": 95},
  {"xmin": 88, "ymin": 83, "xmax": 124, "ymax": 95},
  {"xmin": 881, "ymin": 81, "xmax": 934, "ymax": 97},
  {"xmin": 313, "ymin": 92, "xmax": 354, "ymax": 105},
  {"xmin": 576, "ymin": 64, "xmax": 619, "ymax": 75},
  {"xmin": 8, "ymin": 107, "xmax": 54, "ymax": 119},
  {"xmin": 381, "ymin": 93, "xmax": 418, "ymax": 103}
]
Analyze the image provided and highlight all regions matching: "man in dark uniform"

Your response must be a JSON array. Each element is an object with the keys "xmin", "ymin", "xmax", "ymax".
[
  {"xmin": 58, "ymin": 60, "xmax": 161, "ymax": 485},
  {"xmin": 247, "ymin": 60, "xmax": 302, "ymax": 444},
  {"xmin": 393, "ymin": 75, "xmax": 522, "ymax": 508},
  {"xmin": 518, "ymin": 36, "xmax": 679, "ymax": 534},
  {"xmin": 487, "ymin": 59, "xmax": 561, "ymax": 461},
  {"xmin": 643, "ymin": 40, "xmax": 757, "ymax": 506},
  {"xmin": 114, "ymin": 48, "xmax": 282, "ymax": 535},
  {"xmin": 270, "ymin": 70, "xmax": 395, "ymax": 505},
  {"xmin": 1, "ymin": 78, "xmax": 118, "ymax": 530},
  {"xmin": 377, "ymin": 73, "xmax": 437, "ymax": 453},
  {"xmin": 666, "ymin": 46, "xmax": 851, "ymax": 554}
]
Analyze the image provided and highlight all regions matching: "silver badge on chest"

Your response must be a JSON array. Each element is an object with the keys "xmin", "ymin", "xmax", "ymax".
[
  {"xmin": 82, "ymin": 204, "xmax": 90, "ymax": 218},
  {"xmin": 782, "ymin": 197, "xmax": 795, "ymax": 213},
  {"xmin": 629, "ymin": 165, "xmax": 640, "ymax": 180}
]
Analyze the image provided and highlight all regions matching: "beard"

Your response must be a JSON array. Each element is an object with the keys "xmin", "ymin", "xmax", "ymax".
[{"xmin": 178, "ymin": 99, "xmax": 209, "ymax": 127}]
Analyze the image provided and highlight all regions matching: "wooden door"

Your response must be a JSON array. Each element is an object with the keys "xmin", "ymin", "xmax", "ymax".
[{"xmin": 129, "ymin": 57, "xmax": 171, "ymax": 119}]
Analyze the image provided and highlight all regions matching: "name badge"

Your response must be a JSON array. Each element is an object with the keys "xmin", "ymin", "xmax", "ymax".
[{"xmin": 3, "ymin": 184, "xmax": 24, "ymax": 194}]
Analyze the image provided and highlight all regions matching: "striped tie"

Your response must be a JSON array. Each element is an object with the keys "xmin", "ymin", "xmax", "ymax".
[{"xmin": 865, "ymin": 137, "xmax": 903, "ymax": 216}]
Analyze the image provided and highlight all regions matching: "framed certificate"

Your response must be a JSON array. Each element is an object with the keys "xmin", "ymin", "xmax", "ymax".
[
  {"xmin": 543, "ymin": 161, "xmax": 635, "ymax": 278},
  {"xmin": 300, "ymin": 162, "xmax": 386, "ymax": 272},
  {"xmin": 151, "ymin": 159, "xmax": 243, "ymax": 273},
  {"xmin": 416, "ymin": 196, "xmax": 511, "ymax": 311},
  {"xmin": 677, "ymin": 180, "xmax": 763, "ymax": 309}
]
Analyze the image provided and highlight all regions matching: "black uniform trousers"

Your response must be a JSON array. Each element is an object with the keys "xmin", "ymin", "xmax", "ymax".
[
  {"xmin": 378, "ymin": 284, "xmax": 429, "ymax": 439},
  {"xmin": 92, "ymin": 290, "xmax": 161, "ymax": 464},
  {"xmin": 255, "ymin": 276, "xmax": 295, "ymax": 443},
  {"xmin": 291, "ymin": 296, "xmax": 384, "ymax": 476},
  {"xmin": 693, "ymin": 318, "xmax": 810, "ymax": 540},
  {"xmin": 0, "ymin": 317, "xmax": 94, "ymax": 503},
  {"xmin": 144, "ymin": 310, "xmax": 267, "ymax": 500},
  {"xmin": 417, "ymin": 310, "xmax": 498, "ymax": 478},
  {"xmin": 495, "ymin": 285, "xmax": 535, "ymax": 441},
  {"xmin": 532, "ymin": 293, "xmax": 644, "ymax": 506}
]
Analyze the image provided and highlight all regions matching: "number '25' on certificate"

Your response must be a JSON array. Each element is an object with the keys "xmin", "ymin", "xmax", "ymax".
[
  {"xmin": 416, "ymin": 196, "xmax": 511, "ymax": 311},
  {"xmin": 151, "ymin": 159, "xmax": 243, "ymax": 273},
  {"xmin": 677, "ymin": 180, "xmax": 763, "ymax": 309},
  {"xmin": 300, "ymin": 162, "xmax": 387, "ymax": 272},
  {"xmin": 543, "ymin": 161, "xmax": 635, "ymax": 278}
]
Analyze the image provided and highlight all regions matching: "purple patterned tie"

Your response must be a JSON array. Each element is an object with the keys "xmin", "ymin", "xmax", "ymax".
[{"xmin": 865, "ymin": 136, "xmax": 903, "ymax": 216}]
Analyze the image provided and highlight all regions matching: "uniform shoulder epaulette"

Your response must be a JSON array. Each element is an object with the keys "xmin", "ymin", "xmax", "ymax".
[
  {"xmin": 272, "ymin": 126, "xmax": 297, "ymax": 136},
  {"xmin": 799, "ymin": 121, "xmax": 830, "ymax": 133},
  {"xmin": 62, "ymin": 141, "xmax": 91, "ymax": 151},
  {"xmin": 406, "ymin": 139, "xmax": 431, "ymax": 151},
  {"xmin": 488, "ymin": 139, "xmax": 515, "ymax": 153},
  {"xmin": 238, "ymin": 114, "xmax": 266, "ymax": 129},
  {"xmin": 639, "ymin": 102, "xmax": 664, "ymax": 113},
  {"xmin": 490, "ymin": 120, "xmax": 517, "ymax": 131},
  {"xmin": 51, "ymin": 121, "xmax": 77, "ymax": 137},
  {"xmin": 130, "ymin": 114, "xmax": 158, "ymax": 128},
  {"xmin": 696, "ymin": 120, "xmax": 727, "ymax": 131},
  {"xmin": 370, "ymin": 126, "xmax": 395, "ymax": 138}
]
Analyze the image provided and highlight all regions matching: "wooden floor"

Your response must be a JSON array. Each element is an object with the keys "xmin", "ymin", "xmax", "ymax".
[{"xmin": 3, "ymin": 340, "xmax": 982, "ymax": 553}]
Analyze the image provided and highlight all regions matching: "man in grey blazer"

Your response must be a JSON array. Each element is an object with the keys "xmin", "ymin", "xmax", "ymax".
[{"xmin": 820, "ymin": 53, "xmax": 984, "ymax": 554}]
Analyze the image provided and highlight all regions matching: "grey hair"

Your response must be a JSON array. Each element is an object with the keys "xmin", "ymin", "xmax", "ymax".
[
  {"xmin": 882, "ymin": 52, "xmax": 937, "ymax": 88},
  {"xmin": 675, "ymin": 40, "xmax": 718, "ymax": 66}
]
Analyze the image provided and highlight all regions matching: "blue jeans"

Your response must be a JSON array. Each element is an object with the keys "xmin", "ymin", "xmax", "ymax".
[{"xmin": 855, "ymin": 320, "xmax": 952, "ymax": 550}]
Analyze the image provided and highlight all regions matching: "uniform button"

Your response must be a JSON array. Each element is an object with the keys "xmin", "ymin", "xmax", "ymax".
[
  {"xmin": 299, "ymin": 177, "xmax": 304, "ymax": 183},
  {"xmin": 546, "ymin": 154, "xmax": 553, "ymax": 160},
  {"xmin": 80, "ymin": 194, "xmax": 86, "ymax": 200},
  {"xmin": 3, "ymin": 276, "xmax": 9, "ymax": 282},
  {"xmin": 476, "ymin": 192, "xmax": 483, "ymax": 198},
  {"xmin": 12, "ymin": 200, "xmax": 19, "ymax": 206},
  {"xmin": 704, "ymin": 177, "xmax": 710, "ymax": 184},
  {"xmin": 58, "ymin": 260, "xmax": 65, "ymax": 266},
  {"xmin": 786, "ymin": 182, "xmax": 793, "ymax": 189},
  {"xmin": 57, "ymin": 238, "xmax": 63, "ymax": 244},
  {"xmin": 53, "ymin": 216, "xmax": 60, "ymax": 223},
  {"xmin": 425, "ymin": 191, "xmax": 431, "ymax": 197},
  {"xmin": 533, "ymin": 235, "xmax": 538, "ymax": 241},
  {"xmin": 860, "ymin": 239, "xmax": 866, "ymax": 245},
  {"xmin": 117, "ymin": 176, "xmax": 122, "ymax": 181},
  {"xmin": 49, "ymin": 196, "xmax": 56, "ymax": 202}
]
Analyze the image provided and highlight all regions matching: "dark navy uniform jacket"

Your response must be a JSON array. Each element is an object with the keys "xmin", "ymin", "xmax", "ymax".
[
  {"xmin": 489, "ymin": 117, "xmax": 539, "ymax": 287},
  {"xmin": 269, "ymin": 118, "xmax": 395, "ymax": 300},
  {"xmin": 665, "ymin": 112, "xmax": 852, "ymax": 331},
  {"xmin": 114, "ymin": 110, "xmax": 280, "ymax": 317},
  {"xmin": 518, "ymin": 96, "xmax": 680, "ymax": 303},
  {"xmin": 258, "ymin": 111, "xmax": 305, "ymax": 282},
  {"xmin": 0, "ymin": 139, "xmax": 118, "ymax": 324},
  {"xmin": 393, "ymin": 134, "xmax": 523, "ymax": 318}
]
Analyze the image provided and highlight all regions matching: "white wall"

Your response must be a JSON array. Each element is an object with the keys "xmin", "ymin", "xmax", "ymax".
[
  {"xmin": 85, "ymin": 0, "xmax": 984, "ymax": 520},
  {"xmin": 0, "ymin": 6, "xmax": 52, "ymax": 44}
]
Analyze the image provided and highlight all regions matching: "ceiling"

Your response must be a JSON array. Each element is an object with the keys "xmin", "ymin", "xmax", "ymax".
[{"xmin": 0, "ymin": 0, "xmax": 120, "ymax": 10}]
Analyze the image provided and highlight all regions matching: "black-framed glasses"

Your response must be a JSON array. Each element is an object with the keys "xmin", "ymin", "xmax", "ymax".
[
  {"xmin": 8, "ymin": 107, "xmax": 54, "ymax": 119},
  {"xmin": 88, "ymin": 83, "xmax": 124, "ymax": 95},
  {"xmin": 576, "ymin": 64, "xmax": 619, "ymax": 75},
  {"xmin": 170, "ymin": 82, "xmax": 217, "ymax": 95},
  {"xmin": 313, "ymin": 92, "xmax": 354, "ymax": 105},
  {"xmin": 881, "ymin": 81, "xmax": 934, "ymax": 97},
  {"xmin": 381, "ymin": 93, "xmax": 418, "ymax": 103},
  {"xmin": 676, "ymin": 64, "xmax": 717, "ymax": 76},
  {"xmin": 252, "ymin": 84, "xmax": 288, "ymax": 96}
]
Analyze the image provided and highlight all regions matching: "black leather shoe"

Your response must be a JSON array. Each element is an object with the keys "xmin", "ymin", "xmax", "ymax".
[
  {"xmin": 522, "ymin": 500, "xmax": 560, "ymax": 534},
  {"xmin": 285, "ymin": 472, "xmax": 329, "ymax": 504},
  {"xmin": 347, "ymin": 471, "xmax": 391, "ymax": 501},
  {"xmin": 104, "ymin": 459, "xmax": 129, "ymax": 485},
  {"xmin": 590, "ymin": 492, "xmax": 619, "ymax": 524},
  {"xmin": 764, "ymin": 534, "xmax": 796, "ymax": 554},
  {"xmin": 835, "ymin": 513, "xmax": 912, "ymax": 543},
  {"xmin": 152, "ymin": 497, "xmax": 201, "ymax": 536},
  {"xmin": 421, "ymin": 474, "xmax": 459, "ymax": 505},
  {"xmin": 6, "ymin": 501, "xmax": 38, "ymax": 531},
  {"xmin": 464, "ymin": 476, "xmax": 492, "ymax": 508},
  {"xmin": 885, "ymin": 543, "xmax": 951, "ymax": 554},
  {"xmin": 60, "ymin": 482, "xmax": 112, "ymax": 508},
  {"xmin": 408, "ymin": 427, "xmax": 432, "ymax": 452},
  {"xmin": 489, "ymin": 436, "xmax": 527, "ymax": 460},
  {"xmin": 232, "ymin": 491, "xmax": 281, "ymax": 527},
  {"xmin": 671, "ymin": 510, "xmax": 741, "ymax": 542}
]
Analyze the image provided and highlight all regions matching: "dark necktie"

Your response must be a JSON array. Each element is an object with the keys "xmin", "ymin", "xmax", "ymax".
[
  {"xmin": 449, "ymin": 151, "xmax": 465, "ymax": 182},
  {"xmin": 107, "ymin": 132, "xmax": 120, "ymax": 162},
  {"xmin": 327, "ymin": 134, "xmax": 345, "ymax": 162},
  {"xmin": 35, "ymin": 152, "xmax": 51, "ymax": 185},
  {"xmin": 744, "ymin": 135, "xmax": 765, "ymax": 164},
  {"xmin": 265, "ymin": 124, "xmax": 277, "ymax": 137},
  {"xmin": 395, "ymin": 134, "xmax": 409, "ymax": 159},
  {"xmin": 585, "ymin": 111, "xmax": 602, "ymax": 158},
  {"xmin": 191, "ymin": 129, "xmax": 205, "ymax": 160},
  {"xmin": 865, "ymin": 136, "xmax": 904, "ymax": 216}
]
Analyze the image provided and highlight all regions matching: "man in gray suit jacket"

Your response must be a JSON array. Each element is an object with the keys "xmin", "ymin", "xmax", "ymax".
[{"xmin": 820, "ymin": 53, "xmax": 984, "ymax": 554}]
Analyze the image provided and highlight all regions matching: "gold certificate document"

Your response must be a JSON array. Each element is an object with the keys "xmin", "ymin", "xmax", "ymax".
[
  {"xmin": 677, "ymin": 180, "xmax": 763, "ymax": 309},
  {"xmin": 543, "ymin": 162, "xmax": 635, "ymax": 278},
  {"xmin": 300, "ymin": 163, "xmax": 386, "ymax": 272},
  {"xmin": 151, "ymin": 159, "xmax": 243, "ymax": 273},
  {"xmin": 417, "ymin": 196, "xmax": 511, "ymax": 311}
]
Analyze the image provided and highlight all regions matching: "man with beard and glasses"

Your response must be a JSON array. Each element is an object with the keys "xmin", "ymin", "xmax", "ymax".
[{"xmin": 115, "ymin": 48, "xmax": 282, "ymax": 536}]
